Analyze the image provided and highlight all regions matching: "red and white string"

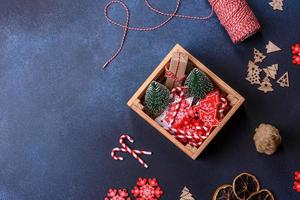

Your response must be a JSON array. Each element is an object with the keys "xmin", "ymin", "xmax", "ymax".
[
  {"xmin": 111, "ymin": 134, "xmax": 152, "ymax": 168},
  {"xmin": 102, "ymin": 0, "xmax": 260, "ymax": 68},
  {"xmin": 208, "ymin": 0, "xmax": 260, "ymax": 43},
  {"xmin": 102, "ymin": 0, "xmax": 214, "ymax": 68}
]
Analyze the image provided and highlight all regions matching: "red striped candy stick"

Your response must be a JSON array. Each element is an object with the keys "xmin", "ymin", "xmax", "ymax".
[
  {"xmin": 111, "ymin": 148, "xmax": 151, "ymax": 160},
  {"xmin": 168, "ymin": 127, "xmax": 209, "ymax": 148},
  {"xmin": 111, "ymin": 134, "xmax": 152, "ymax": 168},
  {"xmin": 218, "ymin": 97, "xmax": 228, "ymax": 118},
  {"xmin": 168, "ymin": 127, "xmax": 208, "ymax": 140},
  {"xmin": 168, "ymin": 86, "xmax": 188, "ymax": 125},
  {"xmin": 167, "ymin": 125, "xmax": 210, "ymax": 137},
  {"xmin": 174, "ymin": 135, "xmax": 203, "ymax": 146}
]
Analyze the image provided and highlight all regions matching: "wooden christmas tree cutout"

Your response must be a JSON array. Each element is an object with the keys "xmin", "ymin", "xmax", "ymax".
[
  {"xmin": 262, "ymin": 75, "xmax": 271, "ymax": 83},
  {"xmin": 276, "ymin": 72, "xmax": 289, "ymax": 87},
  {"xmin": 266, "ymin": 41, "xmax": 281, "ymax": 53},
  {"xmin": 246, "ymin": 73, "xmax": 261, "ymax": 85},
  {"xmin": 263, "ymin": 64, "xmax": 278, "ymax": 79},
  {"xmin": 246, "ymin": 60, "xmax": 262, "ymax": 85},
  {"xmin": 258, "ymin": 79, "xmax": 274, "ymax": 93},
  {"xmin": 269, "ymin": 0, "xmax": 284, "ymax": 11},
  {"xmin": 247, "ymin": 61, "xmax": 261, "ymax": 73},
  {"xmin": 253, "ymin": 48, "xmax": 266, "ymax": 63},
  {"xmin": 180, "ymin": 187, "xmax": 195, "ymax": 200}
]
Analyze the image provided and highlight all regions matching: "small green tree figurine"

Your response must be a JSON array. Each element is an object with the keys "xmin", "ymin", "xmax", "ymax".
[
  {"xmin": 184, "ymin": 68, "xmax": 214, "ymax": 99},
  {"xmin": 145, "ymin": 81, "xmax": 171, "ymax": 117}
]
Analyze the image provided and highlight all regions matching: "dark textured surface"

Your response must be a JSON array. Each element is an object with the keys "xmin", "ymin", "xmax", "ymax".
[{"xmin": 0, "ymin": 0, "xmax": 299, "ymax": 199}]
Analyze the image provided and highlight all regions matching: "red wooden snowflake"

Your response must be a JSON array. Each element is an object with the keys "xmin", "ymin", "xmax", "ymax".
[
  {"xmin": 291, "ymin": 43, "xmax": 300, "ymax": 65},
  {"xmin": 198, "ymin": 110, "xmax": 219, "ymax": 128},
  {"xmin": 294, "ymin": 171, "xmax": 300, "ymax": 192},
  {"xmin": 194, "ymin": 90, "xmax": 220, "ymax": 113},
  {"xmin": 131, "ymin": 178, "xmax": 163, "ymax": 200},
  {"xmin": 104, "ymin": 188, "xmax": 131, "ymax": 200}
]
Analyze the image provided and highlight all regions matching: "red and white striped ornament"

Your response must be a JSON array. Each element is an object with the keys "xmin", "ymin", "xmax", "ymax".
[
  {"xmin": 168, "ymin": 86, "xmax": 188, "ymax": 125},
  {"xmin": 111, "ymin": 134, "xmax": 152, "ymax": 168}
]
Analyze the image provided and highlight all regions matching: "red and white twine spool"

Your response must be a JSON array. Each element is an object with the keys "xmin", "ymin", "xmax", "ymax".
[
  {"xmin": 209, "ymin": 0, "xmax": 260, "ymax": 43},
  {"xmin": 103, "ymin": 0, "xmax": 260, "ymax": 68},
  {"xmin": 111, "ymin": 134, "xmax": 152, "ymax": 168}
]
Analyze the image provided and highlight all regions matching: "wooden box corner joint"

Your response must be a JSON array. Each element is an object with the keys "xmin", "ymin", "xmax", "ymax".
[{"xmin": 133, "ymin": 99, "xmax": 144, "ymax": 110}]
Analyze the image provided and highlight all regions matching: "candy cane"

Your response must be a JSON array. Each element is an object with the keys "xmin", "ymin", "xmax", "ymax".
[
  {"xmin": 174, "ymin": 135, "xmax": 203, "ymax": 143},
  {"xmin": 168, "ymin": 125, "xmax": 210, "ymax": 137},
  {"xmin": 168, "ymin": 127, "xmax": 209, "ymax": 139},
  {"xmin": 111, "ymin": 134, "xmax": 152, "ymax": 168},
  {"xmin": 218, "ymin": 97, "xmax": 228, "ymax": 118},
  {"xmin": 111, "ymin": 148, "xmax": 151, "ymax": 160},
  {"xmin": 168, "ymin": 86, "xmax": 188, "ymax": 125}
]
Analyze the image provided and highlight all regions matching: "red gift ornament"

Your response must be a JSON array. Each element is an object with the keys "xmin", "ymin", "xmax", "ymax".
[
  {"xmin": 194, "ymin": 90, "xmax": 229, "ymax": 120},
  {"xmin": 104, "ymin": 188, "xmax": 131, "ymax": 200},
  {"xmin": 131, "ymin": 178, "xmax": 163, "ymax": 200},
  {"xmin": 194, "ymin": 90, "xmax": 221, "ymax": 112}
]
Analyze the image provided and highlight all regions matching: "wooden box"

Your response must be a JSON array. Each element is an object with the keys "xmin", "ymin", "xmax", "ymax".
[{"xmin": 127, "ymin": 44, "xmax": 244, "ymax": 160}]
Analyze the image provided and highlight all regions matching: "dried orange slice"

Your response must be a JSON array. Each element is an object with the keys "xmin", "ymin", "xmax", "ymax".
[
  {"xmin": 247, "ymin": 189, "xmax": 274, "ymax": 200},
  {"xmin": 213, "ymin": 185, "xmax": 239, "ymax": 200},
  {"xmin": 233, "ymin": 173, "xmax": 260, "ymax": 200}
]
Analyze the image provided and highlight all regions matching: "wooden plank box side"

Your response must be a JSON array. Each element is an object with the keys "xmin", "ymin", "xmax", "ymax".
[{"xmin": 127, "ymin": 44, "xmax": 245, "ymax": 160}]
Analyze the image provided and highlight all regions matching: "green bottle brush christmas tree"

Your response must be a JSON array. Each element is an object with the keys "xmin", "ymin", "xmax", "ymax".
[
  {"xmin": 184, "ymin": 68, "xmax": 214, "ymax": 99},
  {"xmin": 145, "ymin": 81, "xmax": 171, "ymax": 117}
]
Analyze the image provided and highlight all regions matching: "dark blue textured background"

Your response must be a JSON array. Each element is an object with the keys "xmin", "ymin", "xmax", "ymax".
[{"xmin": 0, "ymin": 0, "xmax": 299, "ymax": 199}]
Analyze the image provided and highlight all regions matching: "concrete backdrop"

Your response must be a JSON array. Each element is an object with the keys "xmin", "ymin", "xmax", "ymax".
[{"xmin": 0, "ymin": 0, "xmax": 299, "ymax": 199}]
